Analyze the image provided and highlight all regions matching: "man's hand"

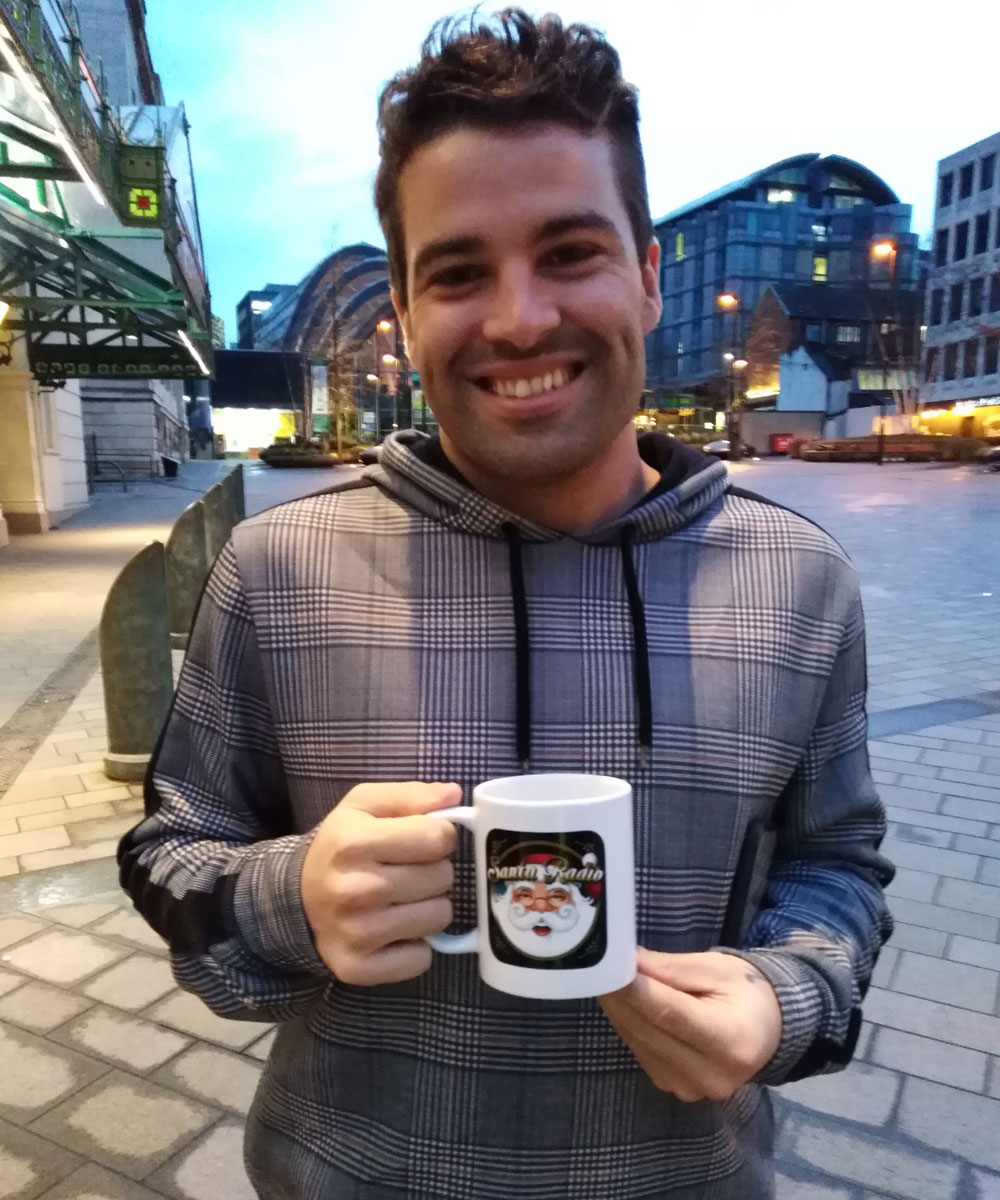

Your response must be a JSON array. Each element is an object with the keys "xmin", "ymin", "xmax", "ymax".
[
  {"xmin": 301, "ymin": 782, "xmax": 461, "ymax": 987},
  {"xmin": 599, "ymin": 948, "xmax": 782, "ymax": 1102}
]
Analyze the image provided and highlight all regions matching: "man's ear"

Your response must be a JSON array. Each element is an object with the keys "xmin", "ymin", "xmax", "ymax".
[
  {"xmin": 640, "ymin": 237, "xmax": 662, "ymax": 336},
  {"xmin": 391, "ymin": 287, "xmax": 413, "ymax": 361}
]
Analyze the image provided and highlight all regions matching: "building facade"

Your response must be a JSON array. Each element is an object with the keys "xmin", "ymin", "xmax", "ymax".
[
  {"xmin": 647, "ymin": 154, "xmax": 920, "ymax": 406},
  {"xmin": 0, "ymin": 0, "xmax": 210, "ymax": 540},
  {"xmin": 921, "ymin": 132, "xmax": 1000, "ymax": 440},
  {"xmin": 235, "ymin": 285, "xmax": 293, "ymax": 349}
]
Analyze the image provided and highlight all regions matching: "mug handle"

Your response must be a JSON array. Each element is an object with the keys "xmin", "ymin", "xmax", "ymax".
[{"xmin": 425, "ymin": 805, "xmax": 478, "ymax": 955}]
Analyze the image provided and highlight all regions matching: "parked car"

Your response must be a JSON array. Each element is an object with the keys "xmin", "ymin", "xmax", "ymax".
[
  {"xmin": 702, "ymin": 440, "xmax": 758, "ymax": 461},
  {"xmin": 980, "ymin": 444, "xmax": 1000, "ymax": 472}
]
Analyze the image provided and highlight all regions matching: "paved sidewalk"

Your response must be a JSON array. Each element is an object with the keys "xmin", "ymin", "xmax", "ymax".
[{"xmin": 0, "ymin": 457, "xmax": 998, "ymax": 1199}]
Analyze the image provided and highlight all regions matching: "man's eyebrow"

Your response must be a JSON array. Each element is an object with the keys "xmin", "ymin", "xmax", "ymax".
[
  {"xmin": 535, "ymin": 212, "xmax": 621, "ymax": 242},
  {"xmin": 411, "ymin": 212, "xmax": 622, "ymax": 282},
  {"xmin": 412, "ymin": 236, "xmax": 486, "ymax": 282}
]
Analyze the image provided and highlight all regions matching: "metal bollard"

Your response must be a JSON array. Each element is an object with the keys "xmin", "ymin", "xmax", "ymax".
[
  {"xmin": 202, "ymin": 481, "xmax": 231, "ymax": 565},
  {"xmin": 100, "ymin": 541, "xmax": 174, "ymax": 782},
  {"xmin": 165, "ymin": 500, "xmax": 208, "ymax": 651},
  {"xmin": 225, "ymin": 462, "xmax": 246, "ymax": 523}
]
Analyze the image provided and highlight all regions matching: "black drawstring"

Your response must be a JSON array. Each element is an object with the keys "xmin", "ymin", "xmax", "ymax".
[
  {"xmin": 619, "ymin": 524, "xmax": 653, "ymax": 767},
  {"xmin": 502, "ymin": 523, "xmax": 532, "ymax": 772},
  {"xmin": 502, "ymin": 521, "xmax": 653, "ymax": 772}
]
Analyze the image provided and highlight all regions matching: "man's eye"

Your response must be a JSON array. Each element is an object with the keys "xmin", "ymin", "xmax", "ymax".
[
  {"xmin": 428, "ymin": 264, "xmax": 484, "ymax": 288},
  {"xmin": 544, "ymin": 244, "xmax": 600, "ymax": 267}
]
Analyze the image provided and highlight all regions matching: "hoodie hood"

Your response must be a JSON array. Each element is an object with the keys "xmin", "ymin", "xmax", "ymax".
[
  {"xmin": 369, "ymin": 429, "xmax": 728, "ymax": 544},
  {"xmin": 364, "ymin": 429, "xmax": 729, "ymax": 771}
]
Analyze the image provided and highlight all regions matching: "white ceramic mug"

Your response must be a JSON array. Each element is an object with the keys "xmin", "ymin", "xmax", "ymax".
[{"xmin": 427, "ymin": 773, "xmax": 636, "ymax": 1000}]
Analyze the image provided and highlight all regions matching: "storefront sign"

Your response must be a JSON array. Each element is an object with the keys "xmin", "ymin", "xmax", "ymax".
[{"xmin": 29, "ymin": 343, "xmax": 206, "ymax": 380}]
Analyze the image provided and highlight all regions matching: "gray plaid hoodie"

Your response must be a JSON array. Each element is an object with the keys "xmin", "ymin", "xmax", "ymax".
[{"xmin": 119, "ymin": 431, "xmax": 893, "ymax": 1200}]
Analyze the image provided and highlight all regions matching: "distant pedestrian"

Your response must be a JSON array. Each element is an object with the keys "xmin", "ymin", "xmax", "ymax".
[{"xmin": 119, "ymin": 10, "xmax": 894, "ymax": 1198}]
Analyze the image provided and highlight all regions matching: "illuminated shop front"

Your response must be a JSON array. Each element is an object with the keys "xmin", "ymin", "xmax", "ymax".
[
  {"xmin": 914, "ymin": 396, "xmax": 1000, "ymax": 440},
  {"xmin": 211, "ymin": 407, "xmax": 297, "ymax": 455}
]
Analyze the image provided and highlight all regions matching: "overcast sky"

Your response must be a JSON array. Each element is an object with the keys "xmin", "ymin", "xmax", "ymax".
[{"xmin": 145, "ymin": 0, "xmax": 999, "ymax": 341}]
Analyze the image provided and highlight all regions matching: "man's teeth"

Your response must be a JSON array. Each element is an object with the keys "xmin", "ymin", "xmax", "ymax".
[{"xmin": 489, "ymin": 367, "xmax": 573, "ymax": 397}]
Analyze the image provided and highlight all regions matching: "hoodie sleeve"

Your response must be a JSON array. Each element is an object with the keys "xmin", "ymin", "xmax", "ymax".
[
  {"xmin": 719, "ymin": 580, "xmax": 895, "ymax": 1086},
  {"xmin": 117, "ymin": 539, "xmax": 329, "ymax": 1024}
]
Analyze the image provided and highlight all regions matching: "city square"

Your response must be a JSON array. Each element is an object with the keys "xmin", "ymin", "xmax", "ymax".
[
  {"xmin": 0, "ymin": 456, "xmax": 998, "ymax": 1199},
  {"xmin": 1, "ymin": 1, "xmax": 1000, "ymax": 1197}
]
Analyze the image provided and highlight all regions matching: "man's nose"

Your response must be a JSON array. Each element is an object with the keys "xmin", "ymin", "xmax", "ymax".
[{"xmin": 481, "ymin": 266, "xmax": 559, "ymax": 349}]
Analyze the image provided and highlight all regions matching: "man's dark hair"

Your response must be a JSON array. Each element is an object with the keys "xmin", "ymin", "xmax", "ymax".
[{"xmin": 375, "ymin": 8, "xmax": 654, "ymax": 303}]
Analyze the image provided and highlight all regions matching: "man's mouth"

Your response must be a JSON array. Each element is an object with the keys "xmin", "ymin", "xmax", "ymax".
[
  {"xmin": 474, "ymin": 363, "xmax": 585, "ymax": 398},
  {"xmin": 532, "ymin": 924, "xmax": 552, "ymax": 936}
]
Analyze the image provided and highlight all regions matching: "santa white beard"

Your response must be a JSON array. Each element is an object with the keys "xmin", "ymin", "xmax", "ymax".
[{"xmin": 492, "ymin": 888, "xmax": 597, "ymax": 960}]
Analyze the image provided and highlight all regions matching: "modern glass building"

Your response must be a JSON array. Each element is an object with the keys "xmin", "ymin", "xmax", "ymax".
[{"xmin": 647, "ymin": 154, "xmax": 920, "ymax": 403}]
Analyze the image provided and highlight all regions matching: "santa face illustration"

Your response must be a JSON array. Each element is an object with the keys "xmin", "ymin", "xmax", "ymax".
[{"xmin": 491, "ymin": 874, "xmax": 598, "ymax": 960}]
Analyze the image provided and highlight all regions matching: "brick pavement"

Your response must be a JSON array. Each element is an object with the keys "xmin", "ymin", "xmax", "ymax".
[{"xmin": 0, "ymin": 456, "xmax": 998, "ymax": 1198}]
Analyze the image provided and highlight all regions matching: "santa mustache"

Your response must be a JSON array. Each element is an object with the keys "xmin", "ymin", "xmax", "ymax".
[{"xmin": 507, "ymin": 903, "xmax": 579, "ymax": 933}]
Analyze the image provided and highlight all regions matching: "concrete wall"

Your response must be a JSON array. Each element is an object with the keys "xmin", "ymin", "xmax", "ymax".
[
  {"xmin": 75, "ymin": 0, "xmax": 143, "ymax": 106},
  {"xmin": 741, "ymin": 409, "xmax": 825, "ymax": 452},
  {"xmin": 777, "ymin": 348, "xmax": 829, "ymax": 411},
  {"xmin": 81, "ymin": 379, "xmax": 189, "ymax": 476},
  {"xmin": 55, "ymin": 383, "xmax": 88, "ymax": 517}
]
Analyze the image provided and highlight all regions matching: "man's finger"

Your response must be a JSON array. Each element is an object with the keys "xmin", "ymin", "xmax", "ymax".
[
  {"xmin": 355, "ymin": 813, "xmax": 458, "ymax": 864},
  {"xmin": 601, "ymin": 994, "xmax": 715, "ymax": 1101},
  {"xmin": 636, "ymin": 948, "xmax": 737, "ymax": 993},
  {"xmin": 605, "ymin": 971, "xmax": 723, "ymax": 1057},
  {"xmin": 341, "ymin": 781, "xmax": 462, "ymax": 818}
]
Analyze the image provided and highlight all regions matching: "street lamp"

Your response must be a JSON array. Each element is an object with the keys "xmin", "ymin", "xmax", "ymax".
[
  {"xmin": 377, "ymin": 319, "xmax": 392, "ymax": 333},
  {"xmin": 716, "ymin": 292, "xmax": 738, "ymax": 310},
  {"xmin": 381, "ymin": 354, "xmax": 400, "ymax": 429}
]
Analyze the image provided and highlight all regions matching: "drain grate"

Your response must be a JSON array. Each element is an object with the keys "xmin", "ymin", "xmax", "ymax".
[{"xmin": 0, "ymin": 628, "xmax": 101, "ymax": 797}]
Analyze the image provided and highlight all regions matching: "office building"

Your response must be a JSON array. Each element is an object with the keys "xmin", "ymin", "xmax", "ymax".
[
  {"xmin": 920, "ymin": 132, "xmax": 1000, "ymax": 440},
  {"xmin": 647, "ymin": 154, "xmax": 920, "ymax": 406}
]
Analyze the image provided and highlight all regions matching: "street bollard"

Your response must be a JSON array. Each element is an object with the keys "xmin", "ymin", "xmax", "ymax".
[
  {"xmin": 165, "ymin": 500, "xmax": 208, "ymax": 651},
  {"xmin": 224, "ymin": 462, "xmax": 246, "ymax": 523},
  {"xmin": 100, "ymin": 541, "xmax": 174, "ymax": 782},
  {"xmin": 202, "ymin": 481, "xmax": 231, "ymax": 565}
]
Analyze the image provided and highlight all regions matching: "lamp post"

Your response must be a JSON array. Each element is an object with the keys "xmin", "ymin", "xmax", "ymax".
[
  {"xmin": 870, "ymin": 238, "xmax": 897, "ymax": 466},
  {"xmin": 382, "ymin": 353, "xmax": 400, "ymax": 433},
  {"xmin": 717, "ymin": 293, "xmax": 744, "ymax": 460}
]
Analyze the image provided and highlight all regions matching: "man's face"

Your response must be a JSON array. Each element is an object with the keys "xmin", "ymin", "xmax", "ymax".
[{"xmin": 392, "ymin": 123, "xmax": 661, "ymax": 485}]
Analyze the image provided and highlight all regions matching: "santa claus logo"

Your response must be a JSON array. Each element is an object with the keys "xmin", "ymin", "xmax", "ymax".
[{"xmin": 486, "ymin": 835, "xmax": 606, "ymax": 968}]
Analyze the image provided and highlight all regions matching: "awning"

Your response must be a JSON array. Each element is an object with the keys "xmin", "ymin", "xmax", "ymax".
[{"xmin": 0, "ymin": 195, "xmax": 212, "ymax": 379}]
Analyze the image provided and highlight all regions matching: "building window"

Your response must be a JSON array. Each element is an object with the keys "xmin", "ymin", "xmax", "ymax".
[
  {"xmin": 954, "ymin": 221, "xmax": 969, "ymax": 260},
  {"xmin": 811, "ymin": 222, "xmax": 829, "ymax": 240},
  {"xmin": 675, "ymin": 232, "xmax": 685, "ymax": 261},
  {"xmin": 974, "ymin": 212, "xmax": 990, "ymax": 255},
  {"xmin": 991, "ymin": 273, "xmax": 1000, "ymax": 312},
  {"xmin": 929, "ymin": 289, "xmax": 944, "ymax": 325},
  {"xmin": 943, "ymin": 343, "xmax": 958, "ymax": 380},
  {"xmin": 960, "ymin": 163, "xmax": 975, "ymax": 199},
  {"xmin": 985, "ymin": 336, "xmax": 1000, "ymax": 376},
  {"xmin": 969, "ymin": 277, "xmax": 984, "ymax": 317},
  {"xmin": 935, "ymin": 228, "xmax": 949, "ymax": 266},
  {"xmin": 939, "ymin": 173, "xmax": 954, "ymax": 208},
  {"xmin": 924, "ymin": 348, "xmax": 939, "ymax": 382},
  {"xmin": 949, "ymin": 282, "xmax": 964, "ymax": 322},
  {"xmin": 812, "ymin": 255, "xmax": 828, "ymax": 282},
  {"xmin": 835, "ymin": 325, "xmax": 861, "ymax": 343},
  {"xmin": 805, "ymin": 323, "xmax": 822, "ymax": 341},
  {"xmin": 982, "ymin": 154, "xmax": 996, "ymax": 191},
  {"xmin": 766, "ymin": 188, "xmax": 795, "ymax": 203},
  {"xmin": 963, "ymin": 338, "xmax": 980, "ymax": 378}
]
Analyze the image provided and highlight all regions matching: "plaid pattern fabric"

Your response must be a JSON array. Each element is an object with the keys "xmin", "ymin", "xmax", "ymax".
[{"xmin": 119, "ymin": 433, "xmax": 893, "ymax": 1200}]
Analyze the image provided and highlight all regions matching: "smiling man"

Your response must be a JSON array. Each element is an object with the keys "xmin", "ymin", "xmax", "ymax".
[{"xmin": 119, "ymin": 10, "xmax": 893, "ymax": 1199}]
